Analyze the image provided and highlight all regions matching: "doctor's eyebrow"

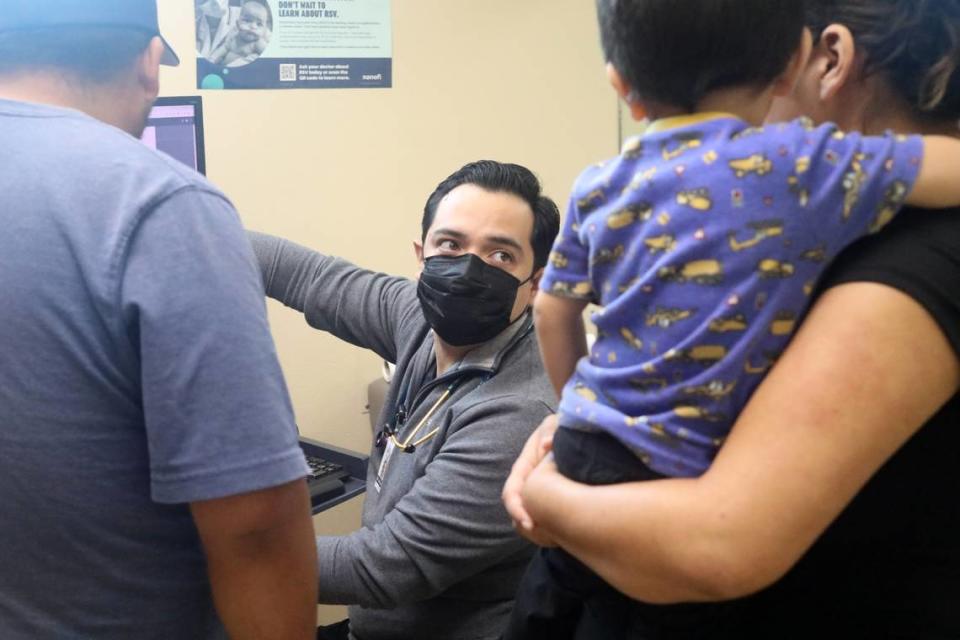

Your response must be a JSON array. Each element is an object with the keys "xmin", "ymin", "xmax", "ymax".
[{"xmin": 430, "ymin": 228, "xmax": 526, "ymax": 254}]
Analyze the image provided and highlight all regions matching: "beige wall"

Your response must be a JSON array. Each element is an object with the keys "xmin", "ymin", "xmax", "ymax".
[{"xmin": 157, "ymin": 0, "xmax": 617, "ymax": 624}]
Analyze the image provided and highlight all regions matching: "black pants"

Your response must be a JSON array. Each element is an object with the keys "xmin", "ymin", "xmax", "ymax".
[
  {"xmin": 316, "ymin": 619, "xmax": 350, "ymax": 640},
  {"xmin": 502, "ymin": 428, "xmax": 663, "ymax": 640}
]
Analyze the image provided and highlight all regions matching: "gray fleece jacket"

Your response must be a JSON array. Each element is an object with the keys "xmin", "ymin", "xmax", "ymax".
[{"xmin": 250, "ymin": 232, "xmax": 556, "ymax": 640}]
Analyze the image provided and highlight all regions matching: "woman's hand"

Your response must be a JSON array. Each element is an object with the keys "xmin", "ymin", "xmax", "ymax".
[{"xmin": 502, "ymin": 414, "xmax": 559, "ymax": 544}]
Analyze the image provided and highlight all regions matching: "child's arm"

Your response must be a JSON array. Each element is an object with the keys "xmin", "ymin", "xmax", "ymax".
[
  {"xmin": 906, "ymin": 136, "xmax": 960, "ymax": 209},
  {"xmin": 533, "ymin": 292, "xmax": 590, "ymax": 399}
]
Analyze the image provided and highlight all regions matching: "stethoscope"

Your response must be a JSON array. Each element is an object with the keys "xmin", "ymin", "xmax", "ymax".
[{"xmin": 374, "ymin": 381, "xmax": 457, "ymax": 454}]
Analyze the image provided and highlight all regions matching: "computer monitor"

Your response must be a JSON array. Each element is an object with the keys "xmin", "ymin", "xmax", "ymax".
[{"xmin": 140, "ymin": 96, "xmax": 206, "ymax": 175}]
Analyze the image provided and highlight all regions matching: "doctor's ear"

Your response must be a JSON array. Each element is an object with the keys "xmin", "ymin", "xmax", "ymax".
[{"xmin": 413, "ymin": 241, "xmax": 424, "ymax": 264}]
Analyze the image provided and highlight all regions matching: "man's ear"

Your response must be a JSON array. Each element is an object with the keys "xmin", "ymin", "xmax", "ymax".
[
  {"xmin": 137, "ymin": 37, "xmax": 164, "ymax": 100},
  {"xmin": 606, "ymin": 63, "xmax": 647, "ymax": 121},
  {"xmin": 530, "ymin": 267, "xmax": 544, "ymax": 294},
  {"xmin": 413, "ymin": 240, "xmax": 425, "ymax": 274},
  {"xmin": 816, "ymin": 24, "xmax": 858, "ymax": 102}
]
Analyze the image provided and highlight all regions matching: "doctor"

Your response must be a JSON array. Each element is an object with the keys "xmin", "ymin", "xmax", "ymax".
[{"xmin": 250, "ymin": 160, "xmax": 560, "ymax": 640}]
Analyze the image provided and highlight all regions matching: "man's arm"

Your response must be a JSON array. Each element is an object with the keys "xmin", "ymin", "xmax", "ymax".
[
  {"xmin": 533, "ymin": 292, "xmax": 589, "ymax": 398},
  {"xmin": 316, "ymin": 395, "xmax": 551, "ymax": 607},
  {"xmin": 191, "ymin": 480, "xmax": 317, "ymax": 640},
  {"xmin": 520, "ymin": 282, "xmax": 960, "ymax": 603},
  {"xmin": 121, "ymin": 189, "xmax": 316, "ymax": 628},
  {"xmin": 248, "ymin": 231, "xmax": 420, "ymax": 363}
]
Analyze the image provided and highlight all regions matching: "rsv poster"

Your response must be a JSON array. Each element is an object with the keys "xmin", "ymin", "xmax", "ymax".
[{"xmin": 195, "ymin": 0, "xmax": 392, "ymax": 90}]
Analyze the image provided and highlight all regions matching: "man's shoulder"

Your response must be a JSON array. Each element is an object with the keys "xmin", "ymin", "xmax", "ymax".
[
  {"xmin": 458, "ymin": 332, "xmax": 556, "ymax": 422},
  {"xmin": 5, "ymin": 101, "xmax": 224, "ymax": 209}
]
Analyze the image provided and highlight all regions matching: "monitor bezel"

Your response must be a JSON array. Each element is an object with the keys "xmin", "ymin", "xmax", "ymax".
[{"xmin": 150, "ymin": 95, "xmax": 207, "ymax": 176}]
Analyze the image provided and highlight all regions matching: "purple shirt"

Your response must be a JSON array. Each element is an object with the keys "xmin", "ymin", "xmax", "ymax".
[{"xmin": 541, "ymin": 114, "xmax": 923, "ymax": 477}]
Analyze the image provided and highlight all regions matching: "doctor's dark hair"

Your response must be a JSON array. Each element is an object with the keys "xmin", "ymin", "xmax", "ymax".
[
  {"xmin": 595, "ymin": 0, "xmax": 806, "ymax": 111},
  {"xmin": 421, "ymin": 161, "xmax": 561, "ymax": 272},
  {"xmin": 805, "ymin": 0, "xmax": 960, "ymax": 121},
  {"xmin": 0, "ymin": 27, "xmax": 152, "ymax": 83}
]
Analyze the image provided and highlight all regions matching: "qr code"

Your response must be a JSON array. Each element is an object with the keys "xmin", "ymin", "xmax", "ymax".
[{"xmin": 279, "ymin": 64, "xmax": 297, "ymax": 82}]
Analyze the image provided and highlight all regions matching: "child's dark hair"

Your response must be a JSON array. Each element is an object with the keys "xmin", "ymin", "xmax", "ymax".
[
  {"xmin": 806, "ymin": 0, "xmax": 960, "ymax": 121},
  {"xmin": 595, "ymin": 0, "xmax": 806, "ymax": 111}
]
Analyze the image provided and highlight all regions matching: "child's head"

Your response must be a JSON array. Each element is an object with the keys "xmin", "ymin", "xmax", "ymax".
[
  {"xmin": 596, "ymin": 0, "xmax": 806, "ymax": 112},
  {"xmin": 237, "ymin": 0, "xmax": 272, "ymax": 44}
]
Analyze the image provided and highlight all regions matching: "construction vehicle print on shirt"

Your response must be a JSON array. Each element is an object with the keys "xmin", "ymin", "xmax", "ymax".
[
  {"xmin": 622, "ymin": 137, "xmax": 644, "ymax": 160},
  {"xmin": 664, "ymin": 345, "xmax": 727, "ymax": 366},
  {"xmin": 731, "ymin": 125, "xmax": 765, "ymax": 140},
  {"xmin": 607, "ymin": 202, "xmax": 654, "ymax": 229},
  {"xmin": 573, "ymin": 382, "xmax": 598, "ymax": 402},
  {"xmin": 757, "ymin": 258, "xmax": 795, "ymax": 279},
  {"xmin": 644, "ymin": 233, "xmax": 677, "ymax": 254},
  {"xmin": 661, "ymin": 133, "xmax": 703, "ymax": 161},
  {"xmin": 646, "ymin": 307, "xmax": 696, "ymax": 329},
  {"xmin": 676, "ymin": 188, "xmax": 713, "ymax": 211},
  {"xmin": 869, "ymin": 180, "xmax": 908, "ymax": 233},
  {"xmin": 799, "ymin": 244, "xmax": 827, "ymax": 263},
  {"xmin": 744, "ymin": 351, "xmax": 779, "ymax": 375},
  {"xmin": 769, "ymin": 311, "xmax": 797, "ymax": 336},
  {"xmin": 549, "ymin": 251, "xmax": 569, "ymax": 269},
  {"xmin": 682, "ymin": 380, "xmax": 736, "ymax": 400},
  {"xmin": 787, "ymin": 175, "xmax": 810, "ymax": 207},
  {"xmin": 578, "ymin": 188, "xmax": 607, "ymax": 215},
  {"xmin": 629, "ymin": 377, "xmax": 668, "ymax": 392},
  {"xmin": 647, "ymin": 422, "xmax": 681, "ymax": 446},
  {"xmin": 728, "ymin": 219, "xmax": 784, "ymax": 252},
  {"xmin": 593, "ymin": 244, "xmax": 626, "ymax": 266},
  {"xmin": 620, "ymin": 328, "xmax": 643, "ymax": 350},
  {"xmin": 658, "ymin": 259, "xmax": 724, "ymax": 285},
  {"xmin": 623, "ymin": 167, "xmax": 658, "ymax": 195},
  {"xmin": 842, "ymin": 153, "xmax": 868, "ymax": 220},
  {"xmin": 550, "ymin": 280, "xmax": 593, "ymax": 298},
  {"xmin": 674, "ymin": 405, "xmax": 727, "ymax": 423},
  {"xmin": 729, "ymin": 154, "xmax": 773, "ymax": 178},
  {"xmin": 709, "ymin": 313, "xmax": 748, "ymax": 333},
  {"xmin": 618, "ymin": 276, "xmax": 641, "ymax": 294}
]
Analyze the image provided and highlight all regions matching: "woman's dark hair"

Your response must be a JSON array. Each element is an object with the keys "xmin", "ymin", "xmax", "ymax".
[
  {"xmin": 595, "ymin": 0, "xmax": 806, "ymax": 111},
  {"xmin": 421, "ymin": 161, "xmax": 561, "ymax": 272},
  {"xmin": 806, "ymin": 0, "xmax": 960, "ymax": 120}
]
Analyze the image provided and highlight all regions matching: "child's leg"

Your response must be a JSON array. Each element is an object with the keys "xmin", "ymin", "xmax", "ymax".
[{"xmin": 503, "ymin": 428, "xmax": 661, "ymax": 640}]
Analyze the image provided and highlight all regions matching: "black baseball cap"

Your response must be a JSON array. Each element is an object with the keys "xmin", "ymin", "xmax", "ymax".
[{"xmin": 0, "ymin": 0, "xmax": 179, "ymax": 66}]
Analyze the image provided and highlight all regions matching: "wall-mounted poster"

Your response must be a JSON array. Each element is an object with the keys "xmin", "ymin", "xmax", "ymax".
[{"xmin": 195, "ymin": 0, "xmax": 392, "ymax": 90}]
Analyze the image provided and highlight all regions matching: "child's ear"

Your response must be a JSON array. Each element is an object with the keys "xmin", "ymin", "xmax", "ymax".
[
  {"xmin": 606, "ymin": 63, "xmax": 647, "ymax": 121},
  {"xmin": 773, "ymin": 28, "xmax": 814, "ymax": 98},
  {"xmin": 816, "ymin": 24, "xmax": 859, "ymax": 102}
]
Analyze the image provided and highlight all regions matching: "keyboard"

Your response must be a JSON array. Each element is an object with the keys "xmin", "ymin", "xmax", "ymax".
[{"xmin": 305, "ymin": 454, "xmax": 350, "ymax": 503}]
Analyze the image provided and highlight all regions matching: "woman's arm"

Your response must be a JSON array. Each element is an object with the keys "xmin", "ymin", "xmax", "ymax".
[{"xmin": 520, "ymin": 282, "xmax": 960, "ymax": 603}]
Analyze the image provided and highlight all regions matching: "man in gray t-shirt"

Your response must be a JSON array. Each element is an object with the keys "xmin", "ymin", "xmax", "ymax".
[{"xmin": 0, "ymin": 2, "xmax": 316, "ymax": 638}]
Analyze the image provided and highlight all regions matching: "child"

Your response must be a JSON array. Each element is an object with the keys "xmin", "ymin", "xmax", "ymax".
[
  {"xmin": 505, "ymin": 0, "xmax": 960, "ymax": 637},
  {"xmin": 208, "ymin": 0, "xmax": 272, "ymax": 67}
]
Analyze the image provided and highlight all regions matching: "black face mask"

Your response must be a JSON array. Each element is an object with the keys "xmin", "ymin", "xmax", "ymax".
[{"xmin": 417, "ymin": 253, "xmax": 532, "ymax": 347}]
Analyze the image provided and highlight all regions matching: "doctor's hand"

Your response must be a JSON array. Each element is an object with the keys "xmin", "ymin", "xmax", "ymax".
[{"xmin": 502, "ymin": 414, "xmax": 559, "ymax": 546}]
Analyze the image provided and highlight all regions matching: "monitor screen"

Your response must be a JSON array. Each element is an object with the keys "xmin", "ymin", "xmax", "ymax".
[{"xmin": 140, "ymin": 96, "xmax": 206, "ymax": 175}]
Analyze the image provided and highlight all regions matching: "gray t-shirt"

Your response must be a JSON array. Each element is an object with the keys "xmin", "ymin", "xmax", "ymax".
[{"xmin": 0, "ymin": 99, "xmax": 308, "ymax": 638}]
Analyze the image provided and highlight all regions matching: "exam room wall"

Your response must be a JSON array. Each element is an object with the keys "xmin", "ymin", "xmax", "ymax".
[{"xmin": 157, "ymin": 0, "xmax": 616, "ymax": 623}]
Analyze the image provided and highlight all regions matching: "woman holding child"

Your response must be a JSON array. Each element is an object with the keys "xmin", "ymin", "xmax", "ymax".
[{"xmin": 504, "ymin": 0, "xmax": 960, "ymax": 637}]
